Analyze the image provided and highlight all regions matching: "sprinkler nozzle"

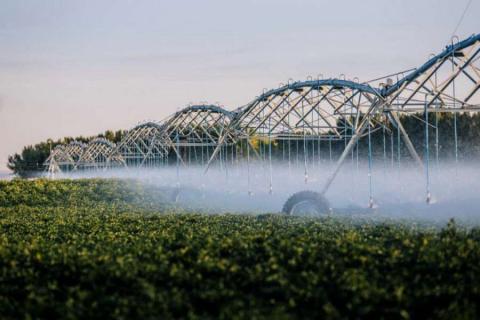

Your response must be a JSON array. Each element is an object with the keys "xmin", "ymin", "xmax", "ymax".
[{"xmin": 368, "ymin": 197, "xmax": 374, "ymax": 208}]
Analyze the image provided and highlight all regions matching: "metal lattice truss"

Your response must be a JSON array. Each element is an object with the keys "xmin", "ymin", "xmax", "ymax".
[
  {"xmin": 64, "ymin": 141, "xmax": 86, "ymax": 164},
  {"xmin": 229, "ymin": 79, "xmax": 383, "ymax": 141},
  {"xmin": 206, "ymin": 80, "xmax": 389, "ymax": 176},
  {"xmin": 114, "ymin": 122, "xmax": 170, "ymax": 167},
  {"xmin": 77, "ymin": 138, "xmax": 125, "ymax": 169},
  {"xmin": 45, "ymin": 34, "xmax": 480, "ymax": 181},
  {"xmin": 162, "ymin": 105, "xmax": 234, "ymax": 146},
  {"xmin": 44, "ymin": 145, "xmax": 69, "ymax": 173},
  {"xmin": 44, "ymin": 141, "xmax": 86, "ymax": 173},
  {"xmin": 383, "ymin": 34, "xmax": 480, "ymax": 112}
]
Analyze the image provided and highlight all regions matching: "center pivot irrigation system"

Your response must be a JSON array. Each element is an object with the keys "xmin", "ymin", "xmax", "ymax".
[{"xmin": 45, "ymin": 35, "xmax": 480, "ymax": 214}]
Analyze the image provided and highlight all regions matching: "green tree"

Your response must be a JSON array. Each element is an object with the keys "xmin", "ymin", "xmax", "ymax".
[
  {"xmin": 7, "ymin": 130, "xmax": 125, "ymax": 177},
  {"xmin": 7, "ymin": 140, "xmax": 58, "ymax": 178}
]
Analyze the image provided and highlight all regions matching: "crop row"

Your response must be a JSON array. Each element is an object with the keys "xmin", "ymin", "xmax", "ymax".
[{"xmin": 1, "ymin": 179, "xmax": 480, "ymax": 319}]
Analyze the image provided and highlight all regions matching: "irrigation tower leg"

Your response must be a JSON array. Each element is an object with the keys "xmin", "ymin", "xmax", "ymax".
[
  {"xmin": 320, "ymin": 111, "xmax": 424, "ymax": 197},
  {"xmin": 167, "ymin": 139, "xmax": 186, "ymax": 167},
  {"xmin": 389, "ymin": 112, "xmax": 424, "ymax": 169},
  {"xmin": 320, "ymin": 131, "xmax": 364, "ymax": 195}
]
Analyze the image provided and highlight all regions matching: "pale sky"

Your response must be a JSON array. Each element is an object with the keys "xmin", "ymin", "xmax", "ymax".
[{"xmin": 1, "ymin": 0, "xmax": 479, "ymax": 171}]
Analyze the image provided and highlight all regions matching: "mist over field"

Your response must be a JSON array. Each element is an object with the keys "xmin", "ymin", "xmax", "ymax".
[
  {"xmin": 47, "ymin": 160, "xmax": 480, "ymax": 224},
  {"xmin": 0, "ymin": 172, "xmax": 13, "ymax": 181}
]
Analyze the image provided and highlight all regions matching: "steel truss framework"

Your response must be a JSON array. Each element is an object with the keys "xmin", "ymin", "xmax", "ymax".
[
  {"xmin": 45, "ymin": 145, "xmax": 69, "ymax": 174},
  {"xmin": 114, "ymin": 122, "xmax": 169, "ymax": 167},
  {"xmin": 76, "ymin": 138, "xmax": 124, "ymax": 169},
  {"xmin": 163, "ymin": 105, "xmax": 234, "ymax": 146},
  {"xmin": 233, "ymin": 80, "xmax": 381, "ymax": 139},
  {"xmin": 45, "ymin": 141, "xmax": 86, "ymax": 173},
  {"xmin": 46, "ymin": 34, "xmax": 480, "ymax": 189},
  {"xmin": 160, "ymin": 104, "xmax": 234, "ymax": 164},
  {"xmin": 64, "ymin": 141, "xmax": 86, "ymax": 164},
  {"xmin": 382, "ymin": 35, "xmax": 480, "ymax": 113}
]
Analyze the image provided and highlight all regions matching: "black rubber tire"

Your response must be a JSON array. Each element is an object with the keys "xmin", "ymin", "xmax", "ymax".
[{"xmin": 282, "ymin": 190, "xmax": 330, "ymax": 216}]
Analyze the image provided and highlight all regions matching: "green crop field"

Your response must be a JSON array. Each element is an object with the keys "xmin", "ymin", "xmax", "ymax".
[{"xmin": 1, "ymin": 179, "xmax": 479, "ymax": 319}]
